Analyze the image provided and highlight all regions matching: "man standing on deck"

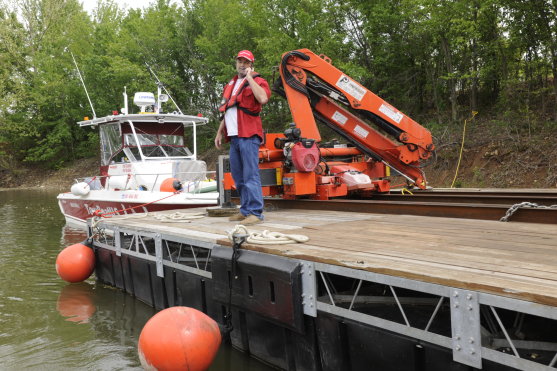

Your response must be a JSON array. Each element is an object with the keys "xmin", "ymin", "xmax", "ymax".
[{"xmin": 214, "ymin": 50, "xmax": 271, "ymax": 226}]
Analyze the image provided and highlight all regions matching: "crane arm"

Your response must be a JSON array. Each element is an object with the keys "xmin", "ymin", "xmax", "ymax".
[{"xmin": 278, "ymin": 49, "xmax": 435, "ymax": 188}]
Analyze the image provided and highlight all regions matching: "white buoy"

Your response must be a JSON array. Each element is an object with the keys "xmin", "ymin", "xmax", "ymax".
[{"xmin": 71, "ymin": 182, "xmax": 91, "ymax": 196}]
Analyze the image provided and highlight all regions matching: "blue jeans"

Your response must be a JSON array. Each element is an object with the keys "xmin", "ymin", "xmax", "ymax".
[{"xmin": 229, "ymin": 136, "xmax": 264, "ymax": 219}]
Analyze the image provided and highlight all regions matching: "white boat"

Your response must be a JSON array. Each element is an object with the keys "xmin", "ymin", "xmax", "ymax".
[{"xmin": 57, "ymin": 90, "xmax": 218, "ymax": 229}]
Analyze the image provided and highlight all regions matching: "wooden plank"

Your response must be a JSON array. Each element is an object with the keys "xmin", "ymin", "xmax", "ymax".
[
  {"xmin": 295, "ymin": 233, "xmax": 557, "ymax": 281},
  {"xmin": 307, "ymin": 222, "xmax": 557, "ymax": 260},
  {"xmin": 268, "ymin": 212, "xmax": 557, "ymax": 246},
  {"xmin": 359, "ymin": 214, "xmax": 557, "ymax": 238},
  {"xmin": 267, "ymin": 209, "xmax": 557, "ymax": 239},
  {"xmin": 260, "ymin": 212, "xmax": 557, "ymax": 260},
  {"xmin": 362, "ymin": 222, "xmax": 557, "ymax": 249},
  {"xmin": 291, "ymin": 222, "xmax": 557, "ymax": 277},
  {"xmin": 103, "ymin": 207, "xmax": 557, "ymax": 306},
  {"xmin": 227, "ymin": 225, "xmax": 557, "ymax": 281}
]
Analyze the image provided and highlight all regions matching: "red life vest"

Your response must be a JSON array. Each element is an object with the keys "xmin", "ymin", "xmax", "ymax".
[
  {"xmin": 218, "ymin": 73, "xmax": 263, "ymax": 117},
  {"xmin": 219, "ymin": 73, "xmax": 271, "ymax": 141}
]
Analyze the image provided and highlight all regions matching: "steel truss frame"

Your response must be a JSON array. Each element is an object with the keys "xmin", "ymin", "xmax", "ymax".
[
  {"xmin": 301, "ymin": 262, "xmax": 557, "ymax": 371},
  {"xmin": 91, "ymin": 222, "xmax": 214, "ymax": 279}
]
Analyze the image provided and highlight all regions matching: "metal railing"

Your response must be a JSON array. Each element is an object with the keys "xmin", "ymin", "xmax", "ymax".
[{"xmin": 74, "ymin": 170, "xmax": 216, "ymax": 193}]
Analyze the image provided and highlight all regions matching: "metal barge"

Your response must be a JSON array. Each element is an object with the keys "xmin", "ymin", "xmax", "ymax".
[{"xmin": 87, "ymin": 202, "xmax": 557, "ymax": 371}]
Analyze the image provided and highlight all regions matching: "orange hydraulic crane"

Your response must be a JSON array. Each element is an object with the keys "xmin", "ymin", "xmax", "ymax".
[{"xmin": 224, "ymin": 49, "xmax": 435, "ymax": 200}]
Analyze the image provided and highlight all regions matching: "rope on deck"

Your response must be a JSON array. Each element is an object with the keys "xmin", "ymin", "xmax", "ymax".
[
  {"xmin": 152, "ymin": 211, "xmax": 206, "ymax": 223},
  {"xmin": 228, "ymin": 225, "xmax": 309, "ymax": 245}
]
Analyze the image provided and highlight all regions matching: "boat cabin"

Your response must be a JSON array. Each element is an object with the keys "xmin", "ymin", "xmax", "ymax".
[{"xmin": 77, "ymin": 114, "xmax": 209, "ymax": 191}]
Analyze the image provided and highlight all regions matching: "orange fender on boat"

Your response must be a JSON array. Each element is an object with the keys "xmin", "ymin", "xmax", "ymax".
[
  {"xmin": 55, "ymin": 242, "xmax": 95, "ymax": 283},
  {"xmin": 160, "ymin": 178, "xmax": 183, "ymax": 192},
  {"xmin": 138, "ymin": 306, "xmax": 221, "ymax": 371}
]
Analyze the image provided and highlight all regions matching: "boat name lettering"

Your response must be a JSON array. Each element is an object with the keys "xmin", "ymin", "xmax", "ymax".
[
  {"xmin": 121, "ymin": 194, "xmax": 139, "ymax": 199},
  {"xmin": 84, "ymin": 204, "xmax": 120, "ymax": 215}
]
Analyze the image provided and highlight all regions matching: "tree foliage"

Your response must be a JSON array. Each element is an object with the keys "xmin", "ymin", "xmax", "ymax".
[{"xmin": 0, "ymin": 0, "xmax": 555, "ymax": 168}]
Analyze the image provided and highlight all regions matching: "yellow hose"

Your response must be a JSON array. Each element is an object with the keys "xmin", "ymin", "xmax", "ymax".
[
  {"xmin": 401, "ymin": 188, "xmax": 414, "ymax": 195},
  {"xmin": 450, "ymin": 111, "xmax": 478, "ymax": 188}
]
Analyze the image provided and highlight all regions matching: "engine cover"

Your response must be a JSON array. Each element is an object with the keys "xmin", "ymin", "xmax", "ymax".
[{"xmin": 291, "ymin": 142, "xmax": 320, "ymax": 172}]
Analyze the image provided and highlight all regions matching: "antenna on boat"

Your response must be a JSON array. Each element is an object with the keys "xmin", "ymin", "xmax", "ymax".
[
  {"xmin": 122, "ymin": 86, "xmax": 128, "ymax": 115},
  {"xmin": 144, "ymin": 62, "xmax": 183, "ymax": 115},
  {"xmin": 67, "ymin": 48, "xmax": 97, "ymax": 119}
]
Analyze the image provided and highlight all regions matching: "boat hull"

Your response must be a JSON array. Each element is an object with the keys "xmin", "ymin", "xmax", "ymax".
[{"xmin": 57, "ymin": 190, "xmax": 218, "ymax": 229}]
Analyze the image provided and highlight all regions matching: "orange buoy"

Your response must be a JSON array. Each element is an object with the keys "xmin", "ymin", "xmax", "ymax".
[
  {"xmin": 55, "ymin": 242, "xmax": 95, "ymax": 283},
  {"xmin": 56, "ymin": 283, "xmax": 96, "ymax": 324},
  {"xmin": 160, "ymin": 178, "xmax": 182, "ymax": 192},
  {"xmin": 138, "ymin": 306, "xmax": 221, "ymax": 371}
]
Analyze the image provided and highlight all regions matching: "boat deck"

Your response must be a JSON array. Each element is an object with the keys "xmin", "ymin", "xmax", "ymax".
[{"xmin": 101, "ymin": 207, "xmax": 557, "ymax": 307}]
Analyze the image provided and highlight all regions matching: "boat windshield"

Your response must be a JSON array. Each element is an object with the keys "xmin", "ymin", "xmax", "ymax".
[
  {"xmin": 99, "ymin": 122, "xmax": 194, "ymax": 165},
  {"xmin": 124, "ymin": 133, "xmax": 193, "ymax": 158}
]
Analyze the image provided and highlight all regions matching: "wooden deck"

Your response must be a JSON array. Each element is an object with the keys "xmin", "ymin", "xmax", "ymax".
[{"xmin": 103, "ymin": 207, "xmax": 557, "ymax": 307}]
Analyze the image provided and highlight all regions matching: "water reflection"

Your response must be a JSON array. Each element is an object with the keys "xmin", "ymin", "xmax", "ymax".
[
  {"xmin": 57, "ymin": 228, "xmax": 97, "ymax": 324},
  {"xmin": 56, "ymin": 283, "xmax": 96, "ymax": 324},
  {"xmin": 0, "ymin": 190, "xmax": 273, "ymax": 370},
  {"xmin": 60, "ymin": 225, "xmax": 89, "ymax": 246}
]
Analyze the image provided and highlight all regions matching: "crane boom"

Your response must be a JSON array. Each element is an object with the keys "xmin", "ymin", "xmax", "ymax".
[{"xmin": 278, "ymin": 49, "xmax": 434, "ymax": 188}]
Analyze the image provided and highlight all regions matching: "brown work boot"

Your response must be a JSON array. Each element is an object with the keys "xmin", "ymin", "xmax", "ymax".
[
  {"xmin": 239, "ymin": 214, "xmax": 262, "ymax": 226},
  {"xmin": 228, "ymin": 212, "xmax": 246, "ymax": 221}
]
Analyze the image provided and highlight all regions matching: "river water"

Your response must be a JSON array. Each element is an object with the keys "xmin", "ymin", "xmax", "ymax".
[{"xmin": 0, "ymin": 189, "xmax": 272, "ymax": 370}]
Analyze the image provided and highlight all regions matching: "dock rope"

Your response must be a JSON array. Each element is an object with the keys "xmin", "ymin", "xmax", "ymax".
[
  {"xmin": 500, "ymin": 202, "xmax": 557, "ymax": 222},
  {"xmin": 90, "ymin": 216, "xmax": 106, "ymax": 241},
  {"xmin": 227, "ymin": 225, "xmax": 309, "ymax": 245},
  {"xmin": 221, "ymin": 232, "xmax": 248, "ymax": 344},
  {"xmin": 152, "ymin": 212, "xmax": 206, "ymax": 223}
]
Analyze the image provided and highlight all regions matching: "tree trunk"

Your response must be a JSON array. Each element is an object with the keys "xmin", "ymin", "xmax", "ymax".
[
  {"xmin": 441, "ymin": 36, "xmax": 457, "ymax": 123},
  {"xmin": 549, "ymin": 0, "xmax": 557, "ymax": 122},
  {"xmin": 470, "ymin": 2, "xmax": 479, "ymax": 112},
  {"xmin": 427, "ymin": 63, "xmax": 442, "ymax": 124},
  {"xmin": 551, "ymin": 47, "xmax": 557, "ymax": 122}
]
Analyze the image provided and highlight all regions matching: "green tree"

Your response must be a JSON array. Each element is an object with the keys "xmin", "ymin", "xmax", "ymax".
[
  {"xmin": 503, "ymin": 0, "xmax": 557, "ymax": 122},
  {"xmin": 0, "ymin": 0, "xmax": 96, "ymax": 167}
]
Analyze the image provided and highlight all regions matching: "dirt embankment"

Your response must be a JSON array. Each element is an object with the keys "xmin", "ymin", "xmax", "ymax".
[
  {"xmin": 0, "ymin": 152, "xmax": 219, "ymax": 190},
  {"xmin": 0, "ymin": 157, "xmax": 99, "ymax": 190},
  {"xmin": 1, "ymin": 121, "xmax": 556, "ymax": 190},
  {"xmin": 426, "ymin": 121, "xmax": 557, "ymax": 189}
]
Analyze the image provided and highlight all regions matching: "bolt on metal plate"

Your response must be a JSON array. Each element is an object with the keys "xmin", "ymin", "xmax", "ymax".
[
  {"xmin": 450, "ymin": 289, "xmax": 481, "ymax": 368},
  {"xmin": 154, "ymin": 234, "xmax": 164, "ymax": 278},
  {"xmin": 300, "ymin": 261, "xmax": 317, "ymax": 317}
]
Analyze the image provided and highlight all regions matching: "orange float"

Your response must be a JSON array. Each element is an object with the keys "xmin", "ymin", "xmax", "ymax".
[
  {"xmin": 55, "ymin": 242, "xmax": 95, "ymax": 283},
  {"xmin": 138, "ymin": 306, "xmax": 221, "ymax": 371},
  {"xmin": 160, "ymin": 178, "xmax": 182, "ymax": 192}
]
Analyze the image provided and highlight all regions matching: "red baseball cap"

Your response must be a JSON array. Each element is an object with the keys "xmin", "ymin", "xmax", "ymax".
[{"xmin": 236, "ymin": 50, "xmax": 254, "ymax": 62}]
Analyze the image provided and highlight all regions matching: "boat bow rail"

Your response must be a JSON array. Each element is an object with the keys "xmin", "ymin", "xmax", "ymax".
[
  {"xmin": 77, "ymin": 113, "xmax": 209, "ymax": 127},
  {"xmin": 75, "ymin": 170, "xmax": 217, "ymax": 193}
]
